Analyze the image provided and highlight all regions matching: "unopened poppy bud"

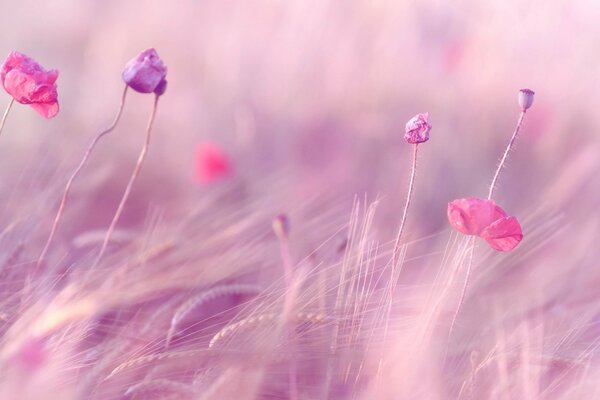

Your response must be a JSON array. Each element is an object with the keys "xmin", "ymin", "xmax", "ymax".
[
  {"xmin": 122, "ymin": 48, "xmax": 167, "ymax": 95},
  {"xmin": 272, "ymin": 213, "xmax": 290, "ymax": 239},
  {"xmin": 404, "ymin": 112, "xmax": 431, "ymax": 144},
  {"xmin": 518, "ymin": 88, "xmax": 534, "ymax": 111}
]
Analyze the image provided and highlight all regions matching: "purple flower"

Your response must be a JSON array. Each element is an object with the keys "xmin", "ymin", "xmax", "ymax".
[
  {"xmin": 404, "ymin": 112, "xmax": 431, "ymax": 144},
  {"xmin": 122, "ymin": 48, "xmax": 167, "ymax": 95}
]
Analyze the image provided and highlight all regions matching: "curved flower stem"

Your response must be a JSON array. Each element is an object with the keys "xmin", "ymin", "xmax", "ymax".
[
  {"xmin": 392, "ymin": 143, "xmax": 419, "ymax": 268},
  {"xmin": 92, "ymin": 94, "xmax": 159, "ymax": 269},
  {"xmin": 488, "ymin": 110, "xmax": 526, "ymax": 200},
  {"xmin": 35, "ymin": 86, "xmax": 128, "ymax": 271},
  {"xmin": 0, "ymin": 98, "xmax": 15, "ymax": 139}
]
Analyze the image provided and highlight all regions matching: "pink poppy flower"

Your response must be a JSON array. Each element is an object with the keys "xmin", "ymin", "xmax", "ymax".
[
  {"xmin": 480, "ymin": 216, "xmax": 523, "ymax": 251},
  {"xmin": 122, "ymin": 48, "xmax": 167, "ymax": 95},
  {"xmin": 404, "ymin": 112, "xmax": 431, "ymax": 144},
  {"xmin": 447, "ymin": 197, "xmax": 523, "ymax": 251},
  {"xmin": 195, "ymin": 142, "xmax": 232, "ymax": 184},
  {"xmin": 0, "ymin": 51, "xmax": 59, "ymax": 118}
]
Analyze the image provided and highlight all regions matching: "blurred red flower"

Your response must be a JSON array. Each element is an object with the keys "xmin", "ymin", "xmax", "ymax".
[
  {"xmin": 195, "ymin": 141, "xmax": 232, "ymax": 184},
  {"xmin": 0, "ymin": 51, "xmax": 59, "ymax": 118},
  {"xmin": 447, "ymin": 197, "xmax": 523, "ymax": 251}
]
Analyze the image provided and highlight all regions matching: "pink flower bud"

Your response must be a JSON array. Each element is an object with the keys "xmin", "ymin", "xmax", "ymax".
[
  {"xmin": 122, "ymin": 48, "xmax": 167, "ymax": 95},
  {"xmin": 518, "ymin": 88, "xmax": 534, "ymax": 111},
  {"xmin": 0, "ymin": 51, "xmax": 59, "ymax": 118},
  {"xmin": 404, "ymin": 112, "xmax": 431, "ymax": 144}
]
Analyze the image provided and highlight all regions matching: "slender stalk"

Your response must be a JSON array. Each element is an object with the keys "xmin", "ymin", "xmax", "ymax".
[
  {"xmin": 279, "ymin": 235, "xmax": 294, "ymax": 287},
  {"xmin": 35, "ymin": 86, "xmax": 128, "ymax": 270},
  {"xmin": 377, "ymin": 144, "xmax": 419, "ymax": 378},
  {"xmin": 392, "ymin": 143, "xmax": 419, "ymax": 267},
  {"xmin": 448, "ymin": 108, "xmax": 528, "ymax": 352},
  {"xmin": 488, "ymin": 110, "xmax": 526, "ymax": 200},
  {"xmin": 92, "ymin": 94, "xmax": 159, "ymax": 268},
  {"xmin": 275, "ymin": 229, "xmax": 298, "ymax": 400},
  {"xmin": 0, "ymin": 98, "xmax": 15, "ymax": 138}
]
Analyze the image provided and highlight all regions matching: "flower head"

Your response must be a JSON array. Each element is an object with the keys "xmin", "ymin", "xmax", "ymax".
[
  {"xmin": 404, "ymin": 112, "xmax": 431, "ymax": 144},
  {"xmin": 195, "ymin": 141, "xmax": 232, "ymax": 184},
  {"xmin": 518, "ymin": 88, "xmax": 535, "ymax": 111},
  {"xmin": 122, "ymin": 48, "xmax": 167, "ymax": 95},
  {"xmin": 447, "ymin": 197, "xmax": 523, "ymax": 251},
  {"xmin": 0, "ymin": 51, "xmax": 59, "ymax": 118}
]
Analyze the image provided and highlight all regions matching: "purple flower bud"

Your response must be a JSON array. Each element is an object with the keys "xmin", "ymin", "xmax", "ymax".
[
  {"xmin": 122, "ymin": 48, "xmax": 167, "ymax": 95},
  {"xmin": 518, "ymin": 88, "xmax": 534, "ymax": 111},
  {"xmin": 404, "ymin": 112, "xmax": 431, "ymax": 144}
]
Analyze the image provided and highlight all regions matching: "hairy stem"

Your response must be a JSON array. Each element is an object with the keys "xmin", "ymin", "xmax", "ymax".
[
  {"xmin": 392, "ymin": 143, "xmax": 419, "ymax": 267},
  {"xmin": 488, "ymin": 110, "xmax": 526, "ymax": 200},
  {"xmin": 92, "ymin": 94, "xmax": 159, "ymax": 268},
  {"xmin": 0, "ymin": 98, "xmax": 15, "ymax": 139},
  {"xmin": 36, "ymin": 86, "xmax": 128, "ymax": 270}
]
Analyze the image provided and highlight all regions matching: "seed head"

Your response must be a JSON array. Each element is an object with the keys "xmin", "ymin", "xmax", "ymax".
[{"xmin": 518, "ymin": 88, "xmax": 535, "ymax": 112}]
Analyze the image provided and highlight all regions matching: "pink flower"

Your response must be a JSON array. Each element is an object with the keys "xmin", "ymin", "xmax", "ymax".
[
  {"xmin": 447, "ymin": 197, "xmax": 523, "ymax": 251},
  {"xmin": 0, "ymin": 51, "xmax": 59, "ymax": 118},
  {"xmin": 195, "ymin": 142, "xmax": 232, "ymax": 184},
  {"xmin": 404, "ymin": 112, "xmax": 431, "ymax": 144},
  {"xmin": 122, "ymin": 48, "xmax": 167, "ymax": 95}
]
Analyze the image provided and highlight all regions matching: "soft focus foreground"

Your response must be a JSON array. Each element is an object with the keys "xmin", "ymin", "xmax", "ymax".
[{"xmin": 0, "ymin": 1, "xmax": 598, "ymax": 399}]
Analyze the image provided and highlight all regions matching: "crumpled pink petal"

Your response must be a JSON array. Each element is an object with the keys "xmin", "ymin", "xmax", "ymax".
[
  {"xmin": 447, "ymin": 198, "xmax": 505, "ymax": 235},
  {"xmin": 122, "ymin": 48, "xmax": 167, "ymax": 95},
  {"xmin": 29, "ymin": 102, "xmax": 59, "ymax": 119},
  {"xmin": 0, "ymin": 51, "xmax": 59, "ymax": 119},
  {"xmin": 404, "ymin": 112, "xmax": 431, "ymax": 144},
  {"xmin": 480, "ymin": 216, "xmax": 523, "ymax": 251}
]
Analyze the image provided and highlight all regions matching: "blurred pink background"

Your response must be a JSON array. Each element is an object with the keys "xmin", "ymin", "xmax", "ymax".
[{"xmin": 0, "ymin": 0, "xmax": 597, "ymax": 245}]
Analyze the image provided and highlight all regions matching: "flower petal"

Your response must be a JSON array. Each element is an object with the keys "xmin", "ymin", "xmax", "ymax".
[
  {"xmin": 29, "ymin": 101, "xmax": 59, "ymax": 119},
  {"xmin": 480, "ymin": 216, "xmax": 523, "ymax": 251},
  {"xmin": 447, "ymin": 197, "xmax": 498, "ymax": 235}
]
